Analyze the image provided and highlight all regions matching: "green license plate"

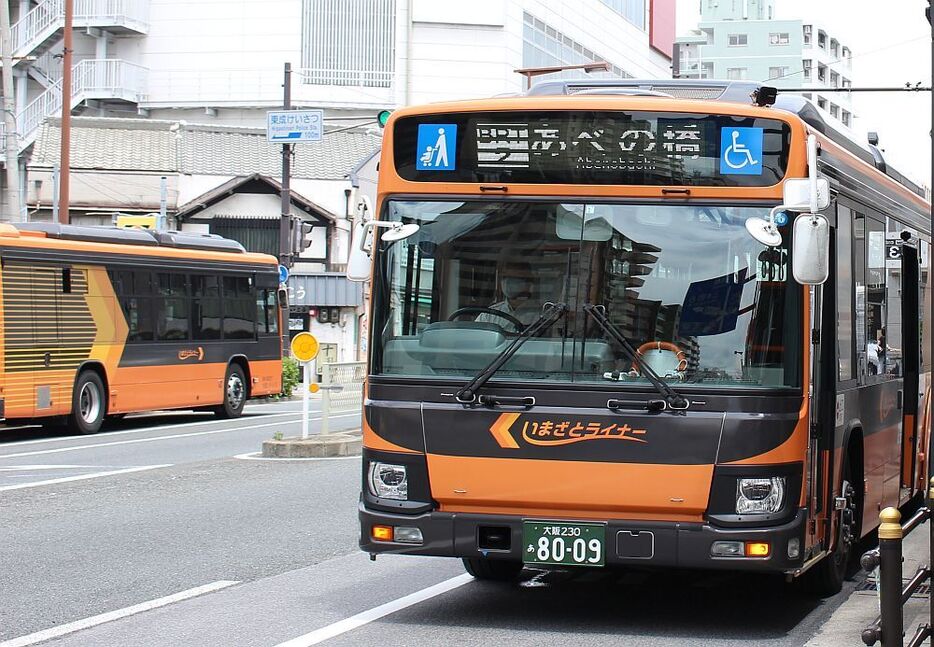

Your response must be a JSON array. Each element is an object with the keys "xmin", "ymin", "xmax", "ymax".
[{"xmin": 522, "ymin": 521, "xmax": 605, "ymax": 567}]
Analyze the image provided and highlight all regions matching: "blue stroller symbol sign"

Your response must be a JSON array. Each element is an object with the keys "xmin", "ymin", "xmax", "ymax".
[
  {"xmin": 416, "ymin": 124, "xmax": 457, "ymax": 171},
  {"xmin": 720, "ymin": 127, "xmax": 763, "ymax": 175}
]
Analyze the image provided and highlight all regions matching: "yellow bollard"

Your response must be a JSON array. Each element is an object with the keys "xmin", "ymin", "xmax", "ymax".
[{"xmin": 878, "ymin": 507, "xmax": 903, "ymax": 540}]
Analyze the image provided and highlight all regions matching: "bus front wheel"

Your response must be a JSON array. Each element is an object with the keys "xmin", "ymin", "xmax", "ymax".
[
  {"xmin": 462, "ymin": 558, "xmax": 523, "ymax": 582},
  {"xmin": 215, "ymin": 364, "xmax": 247, "ymax": 419},
  {"xmin": 69, "ymin": 371, "xmax": 106, "ymax": 435},
  {"xmin": 802, "ymin": 456, "xmax": 859, "ymax": 596}
]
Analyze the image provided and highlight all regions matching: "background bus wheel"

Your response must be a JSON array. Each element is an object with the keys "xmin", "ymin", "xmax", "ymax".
[
  {"xmin": 69, "ymin": 371, "xmax": 105, "ymax": 435},
  {"xmin": 215, "ymin": 364, "xmax": 247, "ymax": 419},
  {"xmin": 462, "ymin": 558, "xmax": 523, "ymax": 581},
  {"xmin": 802, "ymin": 458, "xmax": 859, "ymax": 596}
]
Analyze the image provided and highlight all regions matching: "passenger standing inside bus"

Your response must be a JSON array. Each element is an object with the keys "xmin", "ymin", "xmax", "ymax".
[{"xmin": 476, "ymin": 260, "xmax": 540, "ymax": 332}]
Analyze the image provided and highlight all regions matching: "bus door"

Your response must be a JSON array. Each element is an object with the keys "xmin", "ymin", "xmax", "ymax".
[{"xmin": 898, "ymin": 243, "xmax": 920, "ymax": 498}]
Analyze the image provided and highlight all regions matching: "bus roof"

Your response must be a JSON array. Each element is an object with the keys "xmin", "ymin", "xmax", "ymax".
[{"xmin": 0, "ymin": 223, "xmax": 278, "ymax": 267}]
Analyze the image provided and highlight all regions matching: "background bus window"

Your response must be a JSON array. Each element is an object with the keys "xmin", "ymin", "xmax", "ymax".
[
  {"xmin": 111, "ymin": 269, "xmax": 155, "ymax": 342},
  {"xmin": 157, "ymin": 273, "xmax": 190, "ymax": 341},
  {"xmin": 884, "ymin": 218, "xmax": 904, "ymax": 377},
  {"xmin": 223, "ymin": 275, "xmax": 256, "ymax": 339},
  {"xmin": 257, "ymin": 289, "xmax": 278, "ymax": 335},
  {"xmin": 922, "ymin": 240, "xmax": 931, "ymax": 372},
  {"xmin": 865, "ymin": 218, "xmax": 886, "ymax": 377},
  {"xmin": 192, "ymin": 275, "xmax": 222, "ymax": 340},
  {"xmin": 854, "ymin": 212, "xmax": 867, "ymax": 381},
  {"xmin": 836, "ymin": 205, "xmax": 854, "ymax": 380}
]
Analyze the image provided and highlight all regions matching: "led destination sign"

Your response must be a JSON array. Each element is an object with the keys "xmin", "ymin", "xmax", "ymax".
[{"xmin": 394, "ymin": 111, "xmax": 790, "ymax": 186}]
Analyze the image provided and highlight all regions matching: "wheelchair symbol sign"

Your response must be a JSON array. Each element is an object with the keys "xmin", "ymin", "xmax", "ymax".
[{"xmin": 720, "ymin": 127, "xmax": 763, "ymax": 175}]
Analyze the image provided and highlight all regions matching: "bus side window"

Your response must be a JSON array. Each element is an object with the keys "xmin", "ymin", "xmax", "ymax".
[
  {"xmin": 257, "ymin": 289, "xmax": 278, "ymax": 335},
  {"xmin": 111, "ymin": 269, "xmax": 155, "ymax": 342},
  {"xmin": 922, "ymin": 241, "xmax": 931, "ymax": 373},
  {"xmin": 191, "ymin": 274, "xmax": 222, "ymax": 340},
  {"xmin": 836, "ymin": 205, "xmax": 854, "ymax": 381},
  {"xmin": 156, "ymin": 272, "xmax": 190, "ymax": 341},
  {"xmin": 223, "ymin": 275, "xmax": 256, "ymax": 339},
  {"xmin": 853, "ymin": 212, "xmax": 867, "ymax": 382},
  {"xmin": 865, "ymin": 217, "xmax": 886, "ymax": 378}
]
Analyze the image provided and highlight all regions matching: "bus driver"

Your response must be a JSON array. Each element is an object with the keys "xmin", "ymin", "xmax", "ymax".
[{"xmin": 475, "ymin": 260, "xmax": 541, "ymax": 332}]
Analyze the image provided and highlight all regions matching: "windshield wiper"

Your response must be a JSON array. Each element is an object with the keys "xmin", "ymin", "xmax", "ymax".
[
  {"xmin": 455, "ymin": 301, "xmax": 568, "ymax": 403},
  {"xmin": 583, "ymin": 304, "xmax": 690, "ymax": 411}
]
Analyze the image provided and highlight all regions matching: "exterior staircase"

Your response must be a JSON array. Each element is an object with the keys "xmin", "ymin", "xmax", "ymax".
[{"xmin": 12, "ymin": 0, "xmax": 149, "ymax": 61}]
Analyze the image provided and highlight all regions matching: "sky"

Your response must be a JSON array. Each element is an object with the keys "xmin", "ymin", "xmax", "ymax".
[{"xmin": 676, "ymin": 0, "xmax": 933, "ymax": 189}]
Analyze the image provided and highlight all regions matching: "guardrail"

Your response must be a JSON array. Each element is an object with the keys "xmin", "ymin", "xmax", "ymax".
[
  {"xmin": 860, "ymin": 479, "xmax": 934, "ymax": 647},
  {"xmin": 319, "ymin": 362, "xmax": 365, "ymax": 435}
]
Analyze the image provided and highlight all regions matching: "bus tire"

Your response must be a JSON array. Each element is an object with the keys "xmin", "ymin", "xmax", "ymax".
[
  {"xmin": 69, "ymin": 371, "xmax": 106, "ymax": 435},
  {"xmin": 802, "ymin": 456, "xmax": 859, "ymax": 596},
  {"xmin": 462, "ymin": 558, "xmax": 523, "ymax": 582},
  {"xmin": 215, "ymin": 364, "xmax": 247, "ymax": 419}
]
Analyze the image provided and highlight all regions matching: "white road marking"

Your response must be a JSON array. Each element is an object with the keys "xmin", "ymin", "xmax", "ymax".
[
  {"xmin": 272, "ymin": 574, "xmax": 473, "ymax": 647},
  {"xmin": 0, "ymin": 580, "xmax": 239, "ymax": 647},
  {"xmin": 233, "ymin": 452, "xmax": 360, "ymax": 462},
  {"xmin": 0, "ymin": 465, "xmax": 97, "ymax": 471},
  {"xmin": 0, "ymin": 413, "xmax": 360, "ymax": 460},
  {"xmin": 0, "ymin": 411, "xmax": 303, "ymax": 448},
  {"xmin": 0, "ymin": 464, "xmax": 172, "ymax": 492}
]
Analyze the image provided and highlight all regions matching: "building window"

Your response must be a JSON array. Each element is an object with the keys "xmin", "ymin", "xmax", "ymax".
[
  {"xmin": 728, "ymin": 33, "xmax": 748, "ymax": 46},
  {"xmin": 842, "ymin": 77, "xmax": 851, "ymax": 89},
  {"xmin": 818, "ymin": 30, "xmax": 827, "ymax": 49},
  {"xmin": 768, "ymin": 66, "xmax": 789, "ymax": 79},
  {"xmin": 803, "ymin": 24, "xmax": 811, "ymax": 45},
  {"xmin": 817, "ymin": 96, "xmax": 827, "ymax": 109},
  {"xmin": 598, "ymin": 0, "xmax": 646, "ymax": 30},
  {"xmin": 817, "ymin": 63, "xmax": 826, "ymax": 82},
  {"xmin": 522, "ymin": 13, "xmax": 631, "ymax": 82},
  {"xmin": 830, "ymin": 38, "xmax": 839, "ymax": 57},
  {"xmin": 301, "ymin": 0, "xmax": 396, "ymax": 88},
  {"xmin": 802, "ymin": 59, "xmax": 811, "ymax": 80},
  {"xmin": 842, "ymin": 110, "xmax": 852, "ymax": 127},
  {"xmin": 830, "ymin": 103, "xmax": 839, "ymax": 119},
  {"xmin": 769, "ymin": 32, "xmax": 790, "ymax": 45},
  {"xmin": 830, "ymin": 71, "xmax": 840, "ymax": 87},
  {"xmin": 726, "ymin": 67, "xmax": 747, "ymax": 80},
  {"xmin": 802, "ymin": 93, "xmax": 812, "ymax": 100}
]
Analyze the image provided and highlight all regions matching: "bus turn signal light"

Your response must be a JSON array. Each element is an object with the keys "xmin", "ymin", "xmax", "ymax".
[
  {"xmin": 372, "ymin": 525, "xmax": 393, "ymax": 542},
  {"xmin": 745, "ymin": 542, "xmax": 770, "ymax": 557}
]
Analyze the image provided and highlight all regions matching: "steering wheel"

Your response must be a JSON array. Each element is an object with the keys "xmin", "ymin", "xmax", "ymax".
[
  {"xmin": 631, "ymin": 341, "xmax": 688, "ymax": 374},
  {"xmin": 447, "ymin": 306, "xmax": 525, "ymax": 332}
]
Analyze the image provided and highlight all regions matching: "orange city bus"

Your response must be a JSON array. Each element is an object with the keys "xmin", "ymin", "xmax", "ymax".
[
  {"xmin": 0, "ymin": 223, "xmax": 282, "ymax": 434},
  {"xmin": 354, "ymin": 79, "xmax": 932, "ymax": 594}
]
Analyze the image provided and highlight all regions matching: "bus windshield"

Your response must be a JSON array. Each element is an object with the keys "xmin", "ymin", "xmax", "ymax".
[{"xmin": 370, "ymin": 200, "xmax": 801, "ymax": 389}]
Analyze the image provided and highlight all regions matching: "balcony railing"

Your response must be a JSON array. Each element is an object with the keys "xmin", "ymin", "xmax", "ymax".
[
  {"xmin": 12, "ymin": 0, "xmax": 149, "ymax": 59},
  {"xmin": 17, "ymin": 58, "xmax": 148, "ymax": 151}
]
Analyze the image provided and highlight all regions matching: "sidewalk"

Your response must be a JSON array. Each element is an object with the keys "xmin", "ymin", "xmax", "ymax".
[{"xmin": 806, "ymin": 520, "xmax": 931, "ymax": 646}]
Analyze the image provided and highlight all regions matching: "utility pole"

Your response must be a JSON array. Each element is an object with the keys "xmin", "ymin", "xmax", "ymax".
[
  {"xmin": 0, "ymin": 0, "xmax": 20, "ymax": 222},
  {"xmin": 279, "ymin": 62, "xmax": 292, "ymax": 268},
  {"xmin": 58, "ymin": 0, "xmax": 73, "ymax": 224}
]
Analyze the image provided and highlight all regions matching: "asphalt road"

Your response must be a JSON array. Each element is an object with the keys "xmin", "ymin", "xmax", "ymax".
[{"xmin": 0, "ymin": 399, "xmax": 866, "ymax": 647}]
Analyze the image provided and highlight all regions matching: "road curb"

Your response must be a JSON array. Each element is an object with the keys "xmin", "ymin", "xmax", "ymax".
[{"xmin": 261, "ymin": 432, "xmax": 362, "ymax": 458}]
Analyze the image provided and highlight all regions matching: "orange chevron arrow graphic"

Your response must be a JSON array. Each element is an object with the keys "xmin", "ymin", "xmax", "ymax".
[{"xmin": 489, "ymin": 413, "xmax": 521, "ymax": 449}]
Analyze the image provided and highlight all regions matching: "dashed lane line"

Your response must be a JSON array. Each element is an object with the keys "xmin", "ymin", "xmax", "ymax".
[
  {"xmin": 0, "ymin": 411, "xmax": 303, "ymax": 449},
  {"xmin": 233, "ymin": 452, "xmax": 360, "ymax": 462},
  {"xmin": 0, "ymin": 580, "xmax": 239, "ymax": 647},
  {"xmin": 272, "ymin": 574, "xmax": 474, "ymax": 647},
  {"xmin": 0, "ymin": 464, "xmax": 173, "ymax": 492},
  {"xmin": 0, "ymin": 413, "xmax": 360, "ymax": 460}
]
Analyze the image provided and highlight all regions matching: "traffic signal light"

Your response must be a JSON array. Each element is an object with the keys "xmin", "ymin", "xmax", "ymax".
[
  {"xmin": 291, "ymin": 218, "xmax": 314, "ymax": 255},
  {"xmin": 377, "ymin": 110, "xmax": 392, "ymax": 128}
]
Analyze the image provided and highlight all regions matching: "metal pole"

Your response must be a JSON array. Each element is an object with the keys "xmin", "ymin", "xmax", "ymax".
[
  {"xmin": 278, "ymin": 62, "xmax": 292, "ymax": 267},
  {"xmin": 0, "ymin": 0, "xmax": 20, "ymax": 223},
  {"xmin": 58, "ymin": 0, "xmax": 73, "ymax": 224},
  {"xmin": 301, "ymin": 360, "xmax": 310, "ymax": 440},
  {"xmin": 878, "ymin": 507, "xmax": 904, "ymax": 647},
  {"xmin": 51, "ymin": 164, "xmax": 59, "ymax": 222},
  {"xmin": 159, "ymin": 176, "xmax": 167, "ymax": 230}
]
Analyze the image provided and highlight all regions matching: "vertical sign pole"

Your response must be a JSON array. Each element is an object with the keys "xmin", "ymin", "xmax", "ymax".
[
  {"xmin": 58, "ymin": 0, "xmax": 73, "ymax": 224},
  {"xmin": 302, "ymin": 360, "xmax": 310, "ymax": 440},
  {"xmin": 279, "ymin": 62, "xmax": 292, "ymax": 268}
]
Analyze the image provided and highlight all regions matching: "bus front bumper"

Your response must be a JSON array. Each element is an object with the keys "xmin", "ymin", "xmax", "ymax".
[{"xmin": 359, "ymin": 504, "xmax": 808, "ymax": 573}]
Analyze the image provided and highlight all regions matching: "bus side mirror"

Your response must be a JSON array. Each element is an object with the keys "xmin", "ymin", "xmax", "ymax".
[
  {"xmin": 347, "ymin": 219, "xmax": 371, "ymax": 282},
  {"xmin": 792, "ymin": 213, "xmax": 830, "ymax": 285}
]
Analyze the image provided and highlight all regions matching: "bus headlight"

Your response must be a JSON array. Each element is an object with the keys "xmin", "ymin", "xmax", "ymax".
[
  {"xmin": 368, "ymin": 462, "xmax": 408, "ymax": 500},
  {"xmin": 736, "ymin": 477, "xmax": 785, "ymax": 514}
]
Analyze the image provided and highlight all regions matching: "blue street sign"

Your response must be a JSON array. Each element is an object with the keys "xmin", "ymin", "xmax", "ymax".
[
  {"xmin": 278, "ymin": 264, "xmax": 289, "ymax": 284},
  {"xmin": 267, "ymin": 110, "xmax": 324, "ymax": 143}
]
